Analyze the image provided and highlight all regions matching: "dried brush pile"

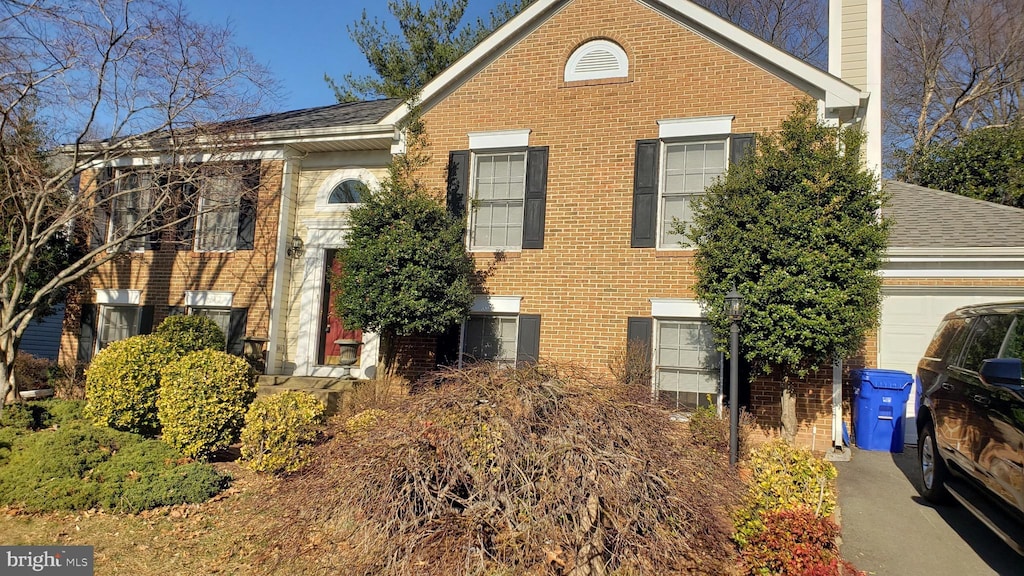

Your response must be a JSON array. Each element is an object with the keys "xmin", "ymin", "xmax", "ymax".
[{"xmin": 264, "ymin": 363, "xmax": 742, "ymax": 576}]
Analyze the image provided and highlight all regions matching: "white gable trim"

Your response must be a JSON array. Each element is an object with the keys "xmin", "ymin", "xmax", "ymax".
[{"xmin": 379, "ymin": 0, "xmax": 863, "ymax": 126}]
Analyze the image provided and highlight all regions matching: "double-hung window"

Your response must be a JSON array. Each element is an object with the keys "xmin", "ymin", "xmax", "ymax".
[
  {"xmin": 470, "ymin": 152, "xmax": 527, "ymax": 250},
  {"xmin": 658, "ymin": 140, "xmax": 726, "ymax": 247},
  {"xmin": 655, "ymin": 319, "xmax": 720, "ymax": 411},
  {"xmin": 110, "ymin": 170, "xmax": 153, "ymax": 251},
  {"xmin": 459, "ymin": 296, "xmax": 541, "ymax": 367},
  {"xmin": 630, "ymin": 116, "xmax": 753, "ymax": 249},
  {"xmin": 447, "ymin": 131, "xmax": 549, "ymax": 252},
  {"xmin": 189, "ymin": 307, "xmax": 231, "ymax": 348},
  {"xmin": 463, "ymin": 314, "xmax": 520, "ymax": 364},
  {"xmin": 97, "ymin": 305, "xmax": 140, "ymax": 350},
  {"xmin": 196, "ymin": 173, "xmax": 243, "ymax": 252}
]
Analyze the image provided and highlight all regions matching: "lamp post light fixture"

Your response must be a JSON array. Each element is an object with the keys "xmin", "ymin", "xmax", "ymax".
[{"xmin": 725, "ymin": 285, "xmax": 744, "ymax": 466}]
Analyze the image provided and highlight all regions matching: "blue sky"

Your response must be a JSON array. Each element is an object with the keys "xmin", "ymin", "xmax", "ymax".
[{"xmin": 184, "ymin": 1, "xmax": 508, "ymax": 113}]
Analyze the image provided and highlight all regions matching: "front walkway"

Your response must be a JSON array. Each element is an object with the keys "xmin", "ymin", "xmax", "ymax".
[{"xmin": 835, "ymin": 447, "xmax": 1019, "ymax": 575}]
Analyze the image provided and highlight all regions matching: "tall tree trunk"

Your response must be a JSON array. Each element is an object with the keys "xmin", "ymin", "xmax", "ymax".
[
  {"xmin": 0, "ymin": 334, "xmax": 17, "ymax": 415},
  {"xmin": 378, "ymin": 330, "xmax": 398, "ymax": 379},
  {"xmin": 780, "ymin": 376, "xmax": 798, "ymax": 443}
]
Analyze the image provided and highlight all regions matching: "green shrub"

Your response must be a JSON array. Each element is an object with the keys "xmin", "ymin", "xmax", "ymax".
[
  {"xmin": 85, "ymin": 335, "xmax": 180, "ymax": 436},
  {"xmin": 39, "ymin": 399, "xmax": 86, "ymax": 427},
  {"xmin": 158, "ymin": 349, "xmax": 256, "ymax": 460},
  {"xmin": 0, "ymin": 422, "xmax": 226, "ymax": 512},
  {"xmin": 0, "ymin": 402, "xmax": 44, "ymax": 430},
  {"xmin": 241, "ymin": 392, "xmax": 325, "ymax": 475},
  {"xmin": 343, "ymin": 408, "xmax": 387, "ymax": 435},
  {"xmin": 688, "ymin": 402, "xmax": 729, "ymax": 451},
  {"xmin": 733, "ymin": 440, "xmax": 838, "ymax": 548},
  {"xmin": 154, "ymin": 314, "xmax": 226, "ymax": 355}
]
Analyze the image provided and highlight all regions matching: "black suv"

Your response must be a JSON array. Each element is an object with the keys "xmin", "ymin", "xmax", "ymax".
[{"xmin": 917, "ymin": 301, "xmax": 1024, "ymax": 554}]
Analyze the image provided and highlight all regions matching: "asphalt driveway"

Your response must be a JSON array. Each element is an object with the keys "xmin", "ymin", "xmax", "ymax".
[{"xmin": 835, "ymin": 446, "xmax": 1022, "ymax": 575}]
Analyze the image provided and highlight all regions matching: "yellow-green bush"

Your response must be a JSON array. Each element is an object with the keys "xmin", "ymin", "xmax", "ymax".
[
  {"xmin": 733, "ymin": 439, "xmax": 838, "ymax": 547},
  {"xmin": 157, "ymin": 349, "xmax": 256, "ymax": 460},
  {"xmin": 343, "ymin": 408, "xmax": 388, "ymax": 435},
  {"xmin": 240, "ymin": 391, "xmax": 325, "ymax": 475},
  {"xmin": 154, "ymin": 314, "xmax": 225, "ymax": 355},
  {"xmin": 85, "ymin": 335, "xmax": 179, "ymax": 436}
]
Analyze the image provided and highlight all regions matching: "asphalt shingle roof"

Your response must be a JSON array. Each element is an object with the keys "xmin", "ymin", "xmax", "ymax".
[
  {"xmin": 230, "ymin": 99, "xmax": 400, "ymax": 132},
  {"xmin": 882, "ymin": 179, "xmax": 1024, "ymax": 248}
]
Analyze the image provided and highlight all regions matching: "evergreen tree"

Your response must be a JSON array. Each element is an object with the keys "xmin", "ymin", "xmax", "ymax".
[
  {"xmin": 332, "ymin": 118, "xmax": 474, "ymax": 374},
  {"xmin": 686, "ymin": 100, "xmax": 889, "ymax": 442},
  {"xmin": 327, "ymin": 0, "xmax": 533, "ymax": 102}
]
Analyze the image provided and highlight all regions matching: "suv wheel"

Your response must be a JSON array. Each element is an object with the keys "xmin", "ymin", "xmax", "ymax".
[{"xmin": 919, "ymin": 422, "xmax": 949, "ymax": 503}]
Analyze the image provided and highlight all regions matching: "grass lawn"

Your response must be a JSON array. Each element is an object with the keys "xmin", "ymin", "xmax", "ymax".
[{"xmin": 0, "ymin": 462, "xmax": 313, "ymax": 575}]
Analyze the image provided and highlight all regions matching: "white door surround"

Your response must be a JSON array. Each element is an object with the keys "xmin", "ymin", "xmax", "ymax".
[{"xmin": 295, "ymin": 218, "xmax": 378, "ymax": 379}]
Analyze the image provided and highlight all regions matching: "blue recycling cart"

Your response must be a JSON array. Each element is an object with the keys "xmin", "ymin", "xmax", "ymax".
[{"xmin": 851, "ymin": 368, "xmax": 914, "ymax": 453}]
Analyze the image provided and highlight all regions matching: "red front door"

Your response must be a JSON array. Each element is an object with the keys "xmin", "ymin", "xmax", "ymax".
[{"xmin": 317, "ymin": 249, "xmax": 362, "ymax": 365}]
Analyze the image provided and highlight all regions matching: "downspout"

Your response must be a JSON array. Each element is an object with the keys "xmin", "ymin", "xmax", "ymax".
[{"xmin": 266, "ymin": 150, "xmax": 298, "ymax": 375}]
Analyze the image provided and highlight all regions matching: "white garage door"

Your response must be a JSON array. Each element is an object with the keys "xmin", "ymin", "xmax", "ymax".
[{"xmin": 879, "ymin": 287, "xmax": 1024, "ymax": 444}]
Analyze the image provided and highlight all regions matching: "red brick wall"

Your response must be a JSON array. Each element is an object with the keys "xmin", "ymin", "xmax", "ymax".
[{"xmin": 417, "ymin": 0, "xmax": 806, "ymax": 371}]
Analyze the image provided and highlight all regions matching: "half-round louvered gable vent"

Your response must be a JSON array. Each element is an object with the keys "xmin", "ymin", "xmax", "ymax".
[{"xmin": 564, "ymin": 39, "xmax": 628, "ymax": 82}]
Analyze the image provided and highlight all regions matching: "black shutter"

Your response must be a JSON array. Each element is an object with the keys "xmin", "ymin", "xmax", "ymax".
[
  {"xmin": 145, "ymin": 181, "xmax": 163, "ymax": 252},
  {"xmin": 516, "ymin": 314, "xmax": 541, "ymax": 367},
  {"xmin": 227, "ymin": 307, "xmax": 248, "ymax": 355},
  {"xmin": 730, "ymin": 133, "xmax": 756, "ymax": 166},
  {"xmin": 236, "ymin": 165, "xmax": 259, "ymax": 251},
  {"xmin": 138, "ymin": 305, "xmax": 156, "ymax": 334},
  {"xmin": 175, "ymin": 183, "xmax": 197, "ymax": 250},
  {"xmin": 522, "ymin": 147, "xmax": 549, "ymax": 249},
  {"xmin": 630, "ymin": 140, "xmax": 659, "ymax": 248},
  {"xmin": 77, "ymin": 304, "xmax": 97, "ymax": 363},
  {"xmin": 435, "ymin": 323, "xmax": 462, "ymax": 367},
  {"xmin": 446, "ymin": 150, "xmax": 470, "ymax": 220},
  {"xmin": 90, "ymin": 169, "xmax": 112, "ymax": 251},
  {"xmin": 627, "ymin": 316, "xmax": 653, "ymax": 366}
]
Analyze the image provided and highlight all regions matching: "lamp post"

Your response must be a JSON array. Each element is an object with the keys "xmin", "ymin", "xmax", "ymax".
[{"xmin": 725, "ymin": 286, "xmax": 744, "ymax": 466}]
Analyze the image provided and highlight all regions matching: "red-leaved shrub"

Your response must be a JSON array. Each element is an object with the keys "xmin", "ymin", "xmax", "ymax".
[{"xmin": 741, "ymin": 507, "xmax": 863, "ymax": 576}]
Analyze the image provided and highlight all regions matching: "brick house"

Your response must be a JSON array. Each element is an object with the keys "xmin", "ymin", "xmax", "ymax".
[
  {"xmin": 372, "ymin": 0, "xmax": 880, "ymax": 450},
  {"xmin": 59, "ymin": 100, "xmax": 399, "ymax": 381}
]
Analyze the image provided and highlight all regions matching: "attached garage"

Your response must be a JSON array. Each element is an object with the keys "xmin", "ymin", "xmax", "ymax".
[{"xmin": 877, "ymin": 181, "xmax": 1024, "ymax": 445}]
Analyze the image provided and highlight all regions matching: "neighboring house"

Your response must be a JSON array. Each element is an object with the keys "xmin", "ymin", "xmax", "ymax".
[
  {"xmin": 878, "ymin": 179, "xmax": 1024, "ymax": 444},
  {"xmin": 377, "ymin": 0, "xmax": 881, "ymax": 450},
  {"xmin": 21, "ymin": 305, "xmax": 65, "ymax": 361},
  {"xmin": 58, "ymin": 100, "xmax": 399, "ymax": 380}
]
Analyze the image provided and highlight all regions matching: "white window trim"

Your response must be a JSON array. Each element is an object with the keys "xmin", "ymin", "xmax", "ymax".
[
  {"xmin": 468, "ymin": 150, "xmax": 529, "ymax": 252},
  {"xmin": 657, "ymin": 115, "xmax": 733, "ymax": 139},
  {"xmin": 184, "ymin": 290, "xmax": 234, "ymax": 308},
  {"xmin": 650, "ymin": 298, "xmax": 703, "ymax": 318},
  {"xmin": 656, "ymin": 137, "xmax": 730, "ymax": 251},
  {"xmin": 95, "ymin": 289, "xmax": 142, "ymax": 306},
  {"xmin": 652, "ymin": 316, "xmax": 723, "ymax": 414},
  {"xmin": 459, "ymin": 313, "xmax": 520, "ymax": 368},
  {"xmin": 564, "ymin": 39, "xmax": 629, "ymax": 82},
  {"xmin": 314, "ymin": 168, "xmax": 380, "ymax": 212},
  {"xmin": 468, "ymin": 129, "xmax": 531, "ymax": 150},
  {"xmin": 471, "ymin": 295, "xmax": 522, "ymax": 314}
]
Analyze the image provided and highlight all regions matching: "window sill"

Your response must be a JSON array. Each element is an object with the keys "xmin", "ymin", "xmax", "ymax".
[{"xmin": 470, "ymin": 249, "xmax": 522, "ymax": 258}]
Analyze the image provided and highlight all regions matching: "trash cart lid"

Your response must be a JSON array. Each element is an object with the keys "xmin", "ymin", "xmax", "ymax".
[{"xmin": 849, "ymin": 368, "xmax": 913, "ymax": 390}]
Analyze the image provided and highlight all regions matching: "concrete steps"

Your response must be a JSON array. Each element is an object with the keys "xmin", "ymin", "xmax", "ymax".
[{"xmin": 257, "ymin": 375, "xmax": 357, "ymax": 416}]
